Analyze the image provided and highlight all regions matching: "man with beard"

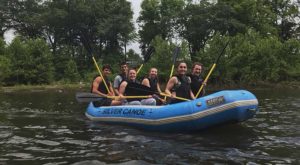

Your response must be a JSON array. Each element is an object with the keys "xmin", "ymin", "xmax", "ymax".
[
  {"xmin": 189, "ymin": 62, "xmax": 206, "ymax": 98},
  {"xmin": 113, "ymin": 62, "xmax": 128, "ymax": 95}
]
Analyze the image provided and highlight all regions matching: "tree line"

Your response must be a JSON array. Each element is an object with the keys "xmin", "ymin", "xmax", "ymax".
[{"xmin": 0, "ymin": 0, "xmax": 299, "ymax": 86}]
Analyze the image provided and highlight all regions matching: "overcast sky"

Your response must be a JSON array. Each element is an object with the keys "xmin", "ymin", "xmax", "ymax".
[
  {"xmin": 127, "ymin": 0, "xmax": 142, "ymax": 54},
  {"xmin": 4, "ymin": 0, "xmax": 143, "ymax": 54}
]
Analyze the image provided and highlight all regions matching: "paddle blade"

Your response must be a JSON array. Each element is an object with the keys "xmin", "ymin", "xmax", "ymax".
[
  {"xmin": 125, "ymin": 82, "xmax": 155, "ymax": 96},
  {"xmin": 144, "ymin": 46, "xmax": 155, "ymax": 63},
  {"xmin": 172, "ymin": 47, "xmax": 180, "ymax": 64},
  {"xmin": 75, "ymin": 92, "xmax": 104, "ymax": 103}
]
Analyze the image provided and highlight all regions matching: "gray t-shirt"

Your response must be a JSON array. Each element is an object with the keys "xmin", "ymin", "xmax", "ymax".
[{"xmin": 113, "ymin": 75, "xmax": 123, "ymax": 89}]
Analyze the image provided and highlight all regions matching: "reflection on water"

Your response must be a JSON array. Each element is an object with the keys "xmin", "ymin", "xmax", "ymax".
[{"xmin": 0, "ymin": 88, "xmax": 299, "ymax": 164}]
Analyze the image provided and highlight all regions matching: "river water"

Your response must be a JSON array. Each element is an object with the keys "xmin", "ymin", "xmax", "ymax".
[{"xmin": 0, "ymin": 88, "xmax": 299, "ymax": 164}]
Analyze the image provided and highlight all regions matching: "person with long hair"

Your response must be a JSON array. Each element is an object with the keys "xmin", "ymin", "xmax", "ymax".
[
  {"xmin": 119, "ymin": 68, "xmax": 156, "ymax": 105},
  {"xmin": 165, "ymin": 61, "xmax": 195, "ymax": 104},
  {"xmin": 141, "ymin": 67, "xmax": 165, "ymax": 105}
]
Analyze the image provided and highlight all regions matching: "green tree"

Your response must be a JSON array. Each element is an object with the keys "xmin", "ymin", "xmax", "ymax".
[
  {"xmin": 4, "ymin": 0, "xmax": 135, "ymax": 73},
  {"xmin": 0, "ymin": 38, "xmax": 11, "ymax": 84},
  {"xmin": 0, "ymin": 56, "xmax": 11, "ymax": 85},
  {"xmin": 280, "ymin": 39, "xmax": 300, "ymax": 80},
  {"xmin": 64, "ymin": 59, "xmax": 80, "ymax": 82},
  {"xmin": 142, "ymin": 36, "xmax": 190, "ymax": 82},
  {"xmin": 266, "ymin": 0, "xmax": 300, "ymax": 40},
  {"xmin": 138, "ymin": 0, "xmax": 184, "ymax": 53},
  {"xmin": 8, "ymin": 0, "xmax": 46, "ymax": 39},
  {"xmin": 26, "ymin": 38, "xmax": 54, "ymax": 84},
  {"xmin": 199, "ymin": 30, "xmax": 300, "ymax": 85},
  {"xmin": 6, "ymin": 37, "xmax": 30, "ymax": 84},
  {"xmin": 6, "ymin": 37, "xmax": 54, "ymax": 85},
  {"xmin": 179, "ymin": 1, "xmax": 213, "ymax": 60},
  {"xmin": 126, "ymin": 49, "xmax": 143, "ymax": 66},
  {"xmin": 0, "ymin": 0, "xmax": 10, "ymax": 37},
  {"xmin": 138, "ymin": 0, "xmax": 161, "ymax": 48}
]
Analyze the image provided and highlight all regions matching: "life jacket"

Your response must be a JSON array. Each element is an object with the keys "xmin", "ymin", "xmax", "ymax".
[
  {"xmin": 147, "ymin": 77, "xmax": 158, "ymax": 92},
  {"xmin": 124, "ymin": 79, "xmax": 142, "ymax": 102},
  {"xmin": 189, "ymin": 74, "xmax": 204, "ymax": 98},
  {"xmin": 171, "ymin": 74, "xmax": 192, "ymax": 103},
  {"xmin": 91, "ymin": 76, "xmax": 110, "ymax": 94}
]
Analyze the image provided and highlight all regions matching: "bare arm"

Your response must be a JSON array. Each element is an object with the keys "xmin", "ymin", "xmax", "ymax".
[
  {"xmin": 190, "ymin": 90, "xmax": 195, "ymax": 99},
  {"xmin": 113, "ymin": 76, "xmax": 121, "ymax": 95},
  {"xmin": 114, "ymin": 88, "xmax": 119, "ymax": 96},
  {"xmin": 141, "ymin": 78, "xmax": 150, "ymax": 87},
  {"xmin": 109, "ymin": 82, "xmax": 115, "ymax": 96},
  {"xmin": 118, "ymin": 81, "xmax": 128, "ymax": 98},
  {"xmin": 157, "ymin": 83, "xmax": 162, "ymax": 93},
  {"xmin": 92, "ymin": 77, "xmax": 107, "ymax": 97},
  {"xmin": 165, "ymin": 77, "xmax": 177, "ymax": 96}
]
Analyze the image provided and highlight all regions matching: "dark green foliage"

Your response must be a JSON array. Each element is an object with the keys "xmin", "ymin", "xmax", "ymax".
[
  {"xmin": 0, "ymin": 38, "xmax": 11, "ymax": 84},
  {"xmin": 64, "ymin": 59, "xmax": 80, "ymax": 82},
  {"xmin": 0, "ymin": 0, "xmax": 299, "ymax": 86},
  {"xmin": 138, "ymin": 0, "xmax": 184, "ymax": 53},
  {"xmin": 5, "ymin": 37, "xmax": 54, "ymax": 85},
  {"xmin": 197, "ymin": 31, "xmax": 300, "ymax": 84},
  {"xmin": 0, "ymin": 56, "xmax": 11, "ymax": 84},
  {"xmin": 127, "ymin": 49, "xmax": 143, "ymax": 66}
]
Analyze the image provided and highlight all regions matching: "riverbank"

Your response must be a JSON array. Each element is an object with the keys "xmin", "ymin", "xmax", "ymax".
[
  {"xmin": 0, "ymin": 83, "xmax": 89, "ymax": 93},
  {"xmin": 1, "ymin": 81, "xmax": 299, "ymax": 92}
]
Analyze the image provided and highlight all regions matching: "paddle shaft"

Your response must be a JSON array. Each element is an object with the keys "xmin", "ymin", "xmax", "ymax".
[
  {"xmin": 136, "ymin": 46, "xmax": 155, "ymax": 75},
  {"xmin": 195, "ymin": 41, "xmax": 229, "ymax": 98},
  {"xmin": 159, "ymin": 92, "xmax": 190, "ymax": 101},
  {"xmin": 136, "ymin": 64, "xmax": 144, "ymax": 74},
  {"xmin": 76, "ymin": 92, "xmax": 152, "ymax": 103},
  {"xmin": 92, "ymin": 56, "xmax": 110, "ymax": 93},
  {"xmin": 164, "ymin": 47, "xmax": 180, "ymax": 101}
]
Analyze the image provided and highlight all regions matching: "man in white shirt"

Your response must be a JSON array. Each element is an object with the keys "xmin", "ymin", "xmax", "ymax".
[{"xmin": 113, "ymin": 62, "xmax": 128, "ymax": 95}]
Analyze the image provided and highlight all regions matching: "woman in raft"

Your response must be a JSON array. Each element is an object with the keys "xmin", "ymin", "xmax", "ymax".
[
  {"xmin": 141, "ymin": 67, "xmax": 165, "ymax": 105},
  {"xmin": 118, "ymin": 68, "xmax": 156, "ymax": 105},
  {"xmin": 165, "ymin": 61, "xmax": 195, "ymax": 104}
]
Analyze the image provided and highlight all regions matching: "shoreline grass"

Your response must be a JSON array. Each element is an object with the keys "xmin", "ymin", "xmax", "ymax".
[{"xmin": 1, "ymin": 81, "xmax": 299, "ymax": 93}]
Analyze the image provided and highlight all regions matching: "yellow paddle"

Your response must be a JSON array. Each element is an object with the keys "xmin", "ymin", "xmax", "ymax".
[
  {"xmin": 159, "ymin": 92, "xmax": 190, "ymax": 101},
  {"xmin": 92, "ymin": 56, "xmax": 110, "ymax": 93},
  {"xmin": 164, "ymin": 47, "xmax": 181, "ymax": 101},
  {"xmin": 137, "ymin": 46, "xmax": 155, "ymax": 75},
  {"xmin": 195, "ymin": 41, "xmax": 229, "ymax": 98},
  {"xmin": 76, "ymin": 92, "xmax": 151, "ymax": 102}
]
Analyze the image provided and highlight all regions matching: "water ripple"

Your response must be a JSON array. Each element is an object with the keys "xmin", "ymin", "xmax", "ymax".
[{"xmin": 0, "ymin": 89, "xmax": 299, "ymax": 164}]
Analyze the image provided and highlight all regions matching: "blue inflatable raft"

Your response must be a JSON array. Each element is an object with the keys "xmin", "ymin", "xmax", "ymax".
[{"xmin": 85, "ymin": 90, "xmax": 258, "ymax": 132}]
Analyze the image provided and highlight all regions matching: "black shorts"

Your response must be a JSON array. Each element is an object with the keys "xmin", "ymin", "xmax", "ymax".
[{"xmin": 92, "ymin": 98, "xmax": 112, "ymax": 107}]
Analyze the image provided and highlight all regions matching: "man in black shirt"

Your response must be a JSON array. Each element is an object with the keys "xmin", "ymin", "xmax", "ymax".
[{"xmin": 189, "ymin": 62, "xmax": 206, "ymax": 98}]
